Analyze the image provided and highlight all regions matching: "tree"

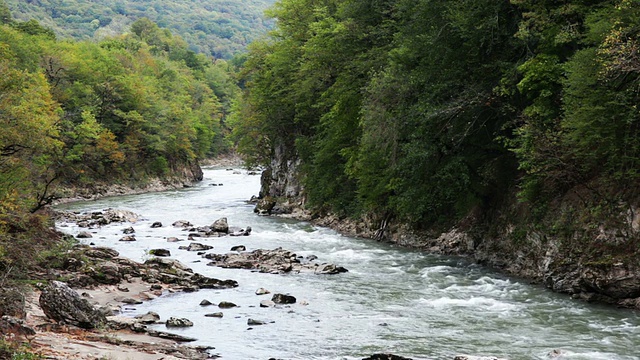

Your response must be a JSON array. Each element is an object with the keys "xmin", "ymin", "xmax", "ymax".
[{"xmin": 0, "ymin": 0, "xmax": 11, "ymax": 25}]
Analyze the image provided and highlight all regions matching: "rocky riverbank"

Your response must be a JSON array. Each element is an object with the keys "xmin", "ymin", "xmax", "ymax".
[
  {"xmin": 1, "ymin": 207, "xmax": 359, "ymax": 359},
  {"xmin": 254, "ymin": 149, "xmax": 640, "ymax": 311},
  {"xmin": 0, "ymin": 202, "xmax": 516, "ymax": 360}
]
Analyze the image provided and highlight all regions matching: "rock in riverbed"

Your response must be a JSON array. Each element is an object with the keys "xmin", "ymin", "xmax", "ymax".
[
  {"xmin": 179, "ymin": 242, "xmax": 213, "ymax": 252},
  {"xmin": 166, "ymin": 317, "xmax": 194, "ymax": 327},
  {"xmin": 362, "ymin": 355, "xmax": 413, "ymax": 360},
  {"xmin": 272, "ymin": 294, "xmax": 296, "ymax": 305},
  {"xmin": 205, "ymin": 247, "xmax": 348, "ymax": 275}
]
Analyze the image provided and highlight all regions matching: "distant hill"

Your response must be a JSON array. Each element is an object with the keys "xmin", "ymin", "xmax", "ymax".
[{"xmin": 4, "ymin": 0, "xmax": 276, "ymax": 58}]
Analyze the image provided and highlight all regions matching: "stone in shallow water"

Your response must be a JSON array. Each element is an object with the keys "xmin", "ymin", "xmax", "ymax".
[
  {"xmin": 362, "ymin": 355, "xmax": 413, "ymax": 360},
  {"xmin": 255, "ymin": 287, "xmax": 271, "ymax": 295},
  {"xmin": 166, "ymin": 317, "xmax": 194, "ymax": 327},
  {"xmin": 260, "ymin": 300, "xmax": 275, "ymax": 308},
  {"xmin": 204, "ymin": 312, "xmax": 224, "ymax": 318},
  {"xmin": 149, "ymin": 249, "xmax": 171, "ymax": 257},
  {"xmin": 272, "ymin": 294, "xmax": 296, "ymax": 305},
  {"xmin": 119, "ymin": 235, "xmax": 136, "ymax": 242},
  {"xmin": 218, "ymin": 301, "xmax": 237, "ymax": 309}
]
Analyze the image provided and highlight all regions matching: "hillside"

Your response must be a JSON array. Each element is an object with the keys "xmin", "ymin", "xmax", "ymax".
[
  {"xmin": 4, "ymin": 0, "xmax": 276, "ymax": 58},
  {"xmin": 234, "ymin": 0, "xmax": 640, "ymax": 307}
]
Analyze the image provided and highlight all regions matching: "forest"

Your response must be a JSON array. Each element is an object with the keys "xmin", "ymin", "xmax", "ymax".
[
  {"xmin": 3, "ymin": 0, "xmax": 275, "ymax": 59},
  {"xmin": 1, "ymin": 0, "xmax": 640, "ymax": 356},
  {"xmin": 0, "ymin": 3, "xmax": 241, "ymax": 285},
  {"xmin": 233, "ymin": 0, "xmax": 640, "ymax": 232}
]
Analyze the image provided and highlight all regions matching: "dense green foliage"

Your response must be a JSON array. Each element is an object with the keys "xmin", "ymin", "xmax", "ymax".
[
  {"xmin": 0, "ymin": 12, "xmax": 238, "ymax": 281},
  {"xmin": 233, "ymin": 0, "xmax": 640, "ymax": 228},
  {"xmin": 4, "ymin": 0, "xmax": 275, "ymax": 59}
]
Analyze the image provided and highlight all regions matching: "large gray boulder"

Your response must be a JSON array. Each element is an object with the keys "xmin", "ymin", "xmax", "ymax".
[
  {"xmin": 39, "ymin": 281, "xmax": 106, "ymax": 329},
  {"xmin": 211, "ymin": 217, "xmax": 229, "ymax": 233}
]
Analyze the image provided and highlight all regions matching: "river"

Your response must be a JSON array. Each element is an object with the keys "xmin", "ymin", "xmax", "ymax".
[{"xmin": 54, "ymin": 167, "xmax": 640, "ymax": 360}]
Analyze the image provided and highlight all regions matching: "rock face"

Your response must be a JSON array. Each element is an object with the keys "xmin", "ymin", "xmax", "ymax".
[
  {"xmin": 259, "ymin": 144, "xmax": 302, "ymax": 199},
  {"xmin": 39, "ymin": 281, "xmax": 107, "ymax": 329},
  {"xmin": 254, "ymin": 197, "xmax": 276, "ymax": 216},
  {"xmin": 205, "ymin": 247, "xmax": 348, "ymax": 275}
]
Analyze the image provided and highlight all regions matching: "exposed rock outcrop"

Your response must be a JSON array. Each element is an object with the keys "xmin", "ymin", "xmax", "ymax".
[{"xmin": 205, "ymin": 247, "xmax": 347, "ymax": 275}]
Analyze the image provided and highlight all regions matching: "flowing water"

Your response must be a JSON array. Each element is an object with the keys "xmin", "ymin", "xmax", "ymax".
[{"xmin": 55, "ymin": 167, "xmax": 640, "ymax": 360}]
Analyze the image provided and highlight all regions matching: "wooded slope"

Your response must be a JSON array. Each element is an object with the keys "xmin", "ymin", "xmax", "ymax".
[{"xmin": 4, "ymin": 0, "xmax": 275, "ymax": 58}]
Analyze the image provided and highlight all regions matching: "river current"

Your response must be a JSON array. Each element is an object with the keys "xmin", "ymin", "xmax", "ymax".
[{"xmin": 55, "ymin": 167, "xmax": 640, "ymax": 360}]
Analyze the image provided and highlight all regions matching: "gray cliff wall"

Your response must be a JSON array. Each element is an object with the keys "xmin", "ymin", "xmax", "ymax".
[{"xmin": 259, "ymin": 144, "xmax": 303, "ymax": 199}]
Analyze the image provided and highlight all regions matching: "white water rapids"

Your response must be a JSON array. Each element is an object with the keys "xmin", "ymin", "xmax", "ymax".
[{"xmin": 55, "ymin": 167, "xmax": 640, "ymax": 359}]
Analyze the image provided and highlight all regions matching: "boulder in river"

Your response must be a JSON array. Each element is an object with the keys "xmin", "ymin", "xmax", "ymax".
[
  {"xmin": 76, "ymin": 231, "xmax": 92, "ymax": 239},
  {"xmin": 316, "ymin": 263, "xmax": 349, "ymax": 275},
  {"xmin": 218, "ymin": 301, "xmax": 237, "ymax": 308},
  {"xmin": 39, "ymin": 281, "xmax": 106, "ymax": 329},
  {"xmin": 260, "ymin": 300, "xmax": 276, "ymax": 308},
  {"xmin": 166, "ymin": 317, "xmax": 194, "ymax": 327},
  {"xmin": 255, "ymin": 287, "xmax": 271, "ymax": 295},
  {"xmin": 122, "ymin": 226, "xmax": 135, "ymax": 234},
  {"xmin": 179, "ymin": 242, "xmax": 213, "ymax": 252},
  {"xmin": 231, "ymin": 245, "xmax": 246, "ymax": 252},
  {"xmin": 272, "ymin": 294, "xmax": 296, "ymax": 305},
  {"xmin": 150, "ymin": 221, "xmax": 163, "ymax": 228},
  {"xmin": 230, "ymin": 226, "xmax": 252, "ymax": 236},
  {"xmin": 149, "ymin": 249, "xmax": 171, "ymax": 257},
  {"xmin": 247, "ymin": 318, "xmax": 267, "ymax": 326},
  {"xmin": 362, "ymin": 355, "xmax": 413, "ymax": 360},
  {"xmin": 172, "ymin": 220, "xmax": 193, "ymax": 228},
  {"xmin": 211, "ymin": 217, "xmax": 229, "ymax": 233},
  {"xmin": 119, "ymin": 235, "xmax": 136, "ymax": 242}
]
